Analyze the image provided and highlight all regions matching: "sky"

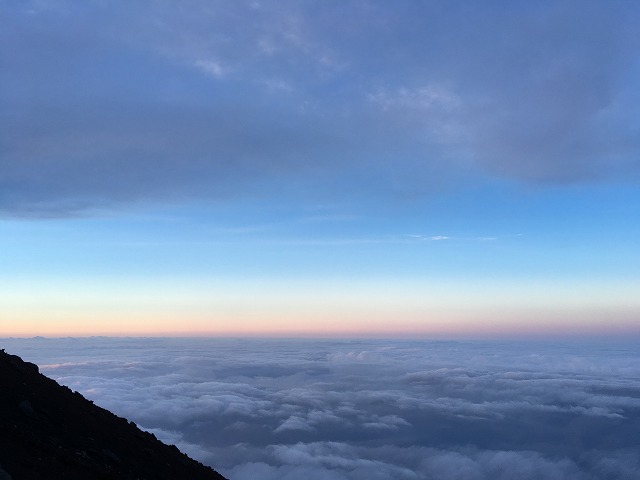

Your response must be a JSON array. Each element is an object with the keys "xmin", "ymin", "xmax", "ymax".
[
  {"xmin": 4, "ymin": 337, "xmax": 640, "ymax": 479},
  {"xmin": 2, "ymin": 0, "xmax": 640, "ymax": 337}
]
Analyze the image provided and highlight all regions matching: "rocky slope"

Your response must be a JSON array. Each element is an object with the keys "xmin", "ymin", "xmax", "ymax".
[{"xmin": 0, "ymin": 348, "xmax": 227, "ymax": 480}]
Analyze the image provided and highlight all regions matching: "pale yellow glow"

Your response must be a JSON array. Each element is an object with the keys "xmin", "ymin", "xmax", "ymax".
[{"xmin": 1, "ymin": 276, "xmax": 639, "ymax": 337}]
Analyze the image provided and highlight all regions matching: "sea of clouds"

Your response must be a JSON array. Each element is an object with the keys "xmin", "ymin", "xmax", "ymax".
[{"xmin": 3, "ymin": 337, "xmax": 639, "ymax": 479}]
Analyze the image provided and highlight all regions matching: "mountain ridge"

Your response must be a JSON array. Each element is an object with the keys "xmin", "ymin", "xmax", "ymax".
[{"xmin": 0, "ymin": 348, "xmax": 228, "ymax": 479}]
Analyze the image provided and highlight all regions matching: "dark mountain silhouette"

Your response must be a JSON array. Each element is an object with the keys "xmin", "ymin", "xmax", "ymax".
[{"xmin": 0, "ymin": 349, "xmax": 228, "ymax": 480}]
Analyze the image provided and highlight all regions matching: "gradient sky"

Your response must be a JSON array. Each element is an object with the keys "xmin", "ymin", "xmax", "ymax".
[{"xmin": 2, "ymin": 0, "xmax": 640, "ymax": 337}]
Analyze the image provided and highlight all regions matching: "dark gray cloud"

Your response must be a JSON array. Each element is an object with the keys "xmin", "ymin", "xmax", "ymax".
[
  {"xmin": 3, "ymin": 337, "xmax": 640, "ymax": 479},
  {"xmin": 2, "ymin": 1, "xmax": 640, "ymax": 217}
]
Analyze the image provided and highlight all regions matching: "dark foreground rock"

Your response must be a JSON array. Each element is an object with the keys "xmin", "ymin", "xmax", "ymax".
[{"xmin": 0, "ymin": 349, "xmax": 228, "ymax": 480}]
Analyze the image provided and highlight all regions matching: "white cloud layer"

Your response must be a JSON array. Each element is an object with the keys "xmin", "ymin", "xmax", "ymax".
[{"xmin": 3, "ymin": 337, "xmax": 640, "ymax": 479}]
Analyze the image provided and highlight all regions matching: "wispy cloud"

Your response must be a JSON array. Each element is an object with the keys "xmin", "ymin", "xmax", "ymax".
[
  {"xmin": 2, "ymin": 1, "xmax": 639, "ymax": 217},
  {"xmin": 194, "ymin": 59, "xmax": 229, "ymax": 79}
]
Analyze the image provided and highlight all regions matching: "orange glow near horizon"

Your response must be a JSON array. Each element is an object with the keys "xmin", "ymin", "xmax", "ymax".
[
  {"xmin": 2, "ymin": 277, "xmax": 639, "ymax": 339},
  {"xmin": 3, "ymin": 306, "xmax": 639, "ymax": 339}
]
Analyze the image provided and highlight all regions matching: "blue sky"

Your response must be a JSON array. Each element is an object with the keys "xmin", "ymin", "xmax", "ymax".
[{"xmin": 1, "ymin": 0, "xmax": 639, "ymax": 336}]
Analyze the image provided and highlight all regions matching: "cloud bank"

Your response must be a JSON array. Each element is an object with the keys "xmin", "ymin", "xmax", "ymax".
[
  {"xmin": 4, "ymin": 337, "xmax": 639, "ymax": 479},
  {"xmin": 2, "ymin": 1, "xmax": 640, "ymax": 217}
]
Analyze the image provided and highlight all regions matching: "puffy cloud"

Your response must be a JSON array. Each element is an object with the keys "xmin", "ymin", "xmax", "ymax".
[
  {"xmin": 3, "ymin": 337, "xmax": 639, "ymax": 479},
  {"xmin": 275, "ymin": 416, "xmax": 316, "ymax": 434}
]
